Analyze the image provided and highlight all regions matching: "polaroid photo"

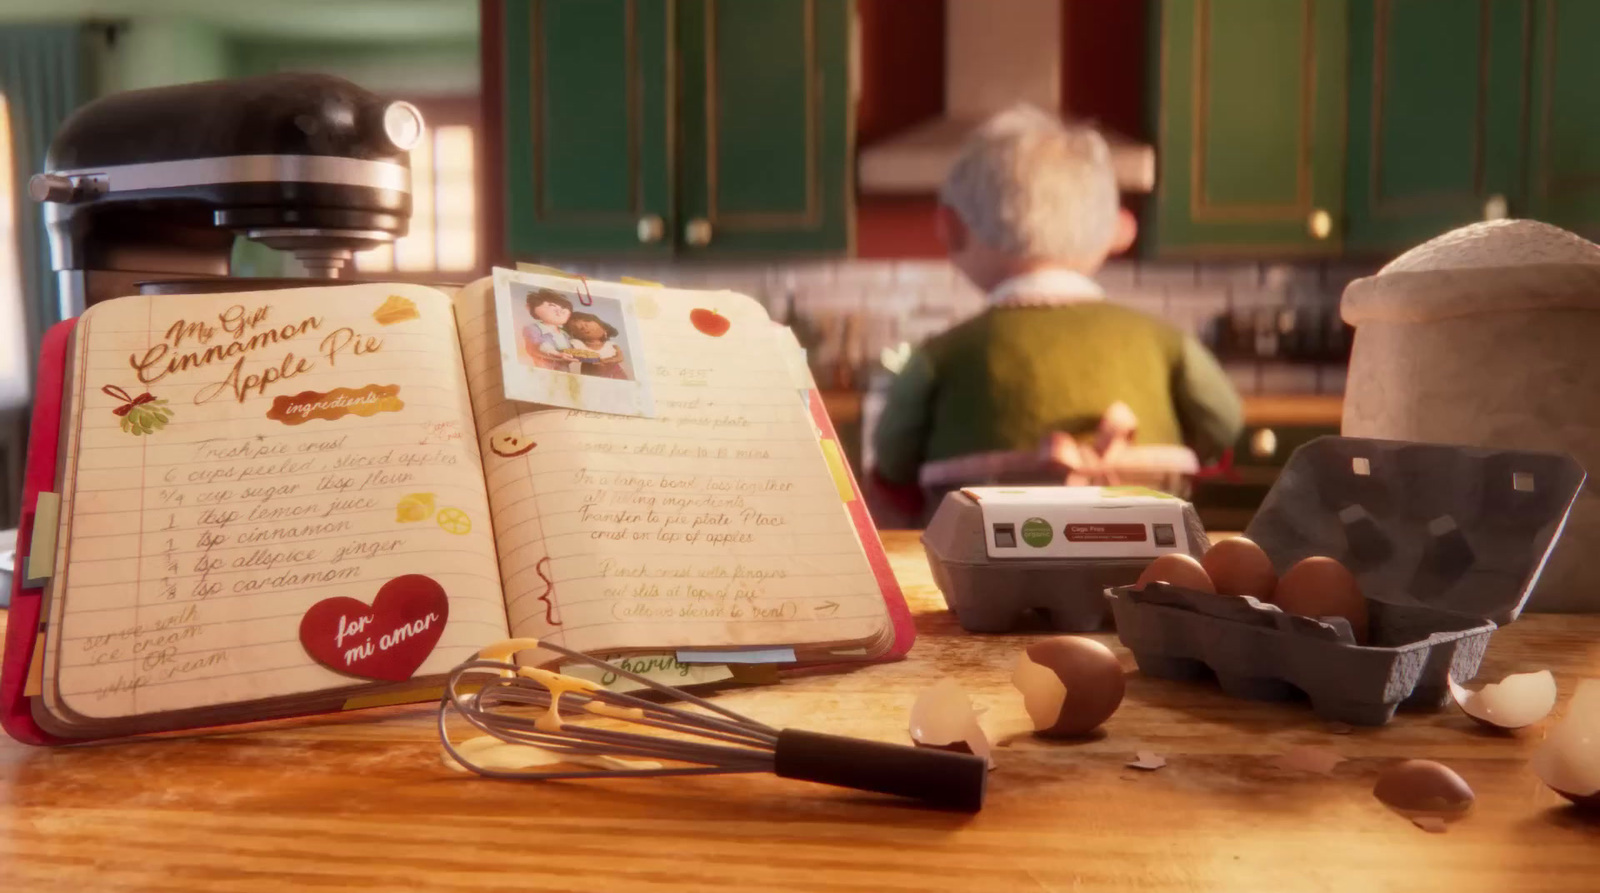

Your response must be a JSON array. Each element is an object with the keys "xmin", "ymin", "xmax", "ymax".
[{"xmin": 492, "ymin": 267, "xmax": 655, "ymax": 417}]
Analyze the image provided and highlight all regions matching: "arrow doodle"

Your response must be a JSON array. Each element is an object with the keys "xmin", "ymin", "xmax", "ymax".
[{"xmin": 814, "ymin": 600, "xmax": 839, "ymax": 617}]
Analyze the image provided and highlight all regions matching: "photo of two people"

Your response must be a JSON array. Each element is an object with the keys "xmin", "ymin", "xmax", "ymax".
[{"xmin": 515, "ymin": 286, "xmax": 634, "ymax": 382}]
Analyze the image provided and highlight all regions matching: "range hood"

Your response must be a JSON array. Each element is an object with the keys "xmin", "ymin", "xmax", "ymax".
[{"xmin": 857, "ymin": 0, "xmax": 1155, "ymax": 195}]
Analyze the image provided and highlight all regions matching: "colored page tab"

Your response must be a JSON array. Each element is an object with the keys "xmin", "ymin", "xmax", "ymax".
[
  {"xmin": 23, "ymin": 492, "xmax": 60, "ymax": 584},
  {"xmin": 675, "ymin": 647, "xmax": 796, "ymax": 665},
  {"xmin": 819, "ymin": 439, "xmax": 856, "ymax": 503}
]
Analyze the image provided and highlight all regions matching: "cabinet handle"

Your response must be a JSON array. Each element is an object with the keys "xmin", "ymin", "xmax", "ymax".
[
  {"xmin": 636, "ymin": 214, "xmax": 665, "ymax": 244},
  {"xmin": 1484, "ymin": 194, "xmax": 1509, "ymax": 221},
  {"xmin": 1308, "ymin": 209, "xmax": 1333, "ymax": 240},
  {"xmin": 684, "ymin": 218, "xmax": 713, "ymax": 247}
]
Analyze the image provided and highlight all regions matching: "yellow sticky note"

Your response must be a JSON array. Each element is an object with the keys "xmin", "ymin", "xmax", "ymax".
[
  {"xmin": 619, "ymin": 276, "xmax": 663, "ymax": 287},
  {"xmin": 818, "ymin": 439, "xmax": 856, "ymax": 504},
  {"xmin": 23, "ymin": 492, "xmax": 60, "ymax": 584}
]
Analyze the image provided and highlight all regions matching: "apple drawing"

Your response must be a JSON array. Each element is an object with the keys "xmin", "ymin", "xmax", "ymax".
[{"xmin": 690, "ymin": 308, "xmax": 731, "ymax": 337}]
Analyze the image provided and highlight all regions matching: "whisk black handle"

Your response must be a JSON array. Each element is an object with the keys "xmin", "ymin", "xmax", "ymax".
[{"xmin": 773, "ymin": 729, "xmax": 987, "ymax": 812}]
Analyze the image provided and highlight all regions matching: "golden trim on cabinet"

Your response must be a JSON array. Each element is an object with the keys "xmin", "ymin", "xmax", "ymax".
[
  {"xmin": 1366, "ymin": 0, "xmax": 1491, "ymax": 217},
  {"xmin": 1536, "ymin": 0, "xmax": 1600, "ymax": 193},
  {"xmin": 666, "ymin": 0, "xmax": 677, "ymax": 230},
  {"xmin": 845, "ymin": 0, "xmax": 858, "ymax": 256},
  {"xmin": 531, "ymin": 0, "xmax": 643, "ymax": 223},
  {"xmin": 1188, "ymin": 0, "xmax": 1315, "ymax": 222},
  {"xmin": 1518, "ymin": 0, "xmax": 1532, "ymax": 196},
  {"xmin": 1536, "ymin": 0, "xmax": 1553, "ymax": 199},
  {"xmin": 628, "ymin": 0, "xmax": 642, "ymax": 214},
  {"xmin": 704, "ymin": 0, "xmax": 822, "ymax": 230}
]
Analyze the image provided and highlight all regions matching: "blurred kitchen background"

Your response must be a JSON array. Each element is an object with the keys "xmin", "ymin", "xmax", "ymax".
[{"xmin": 2, "ymin": 0, "xmax": 1597, "ymax": 531}]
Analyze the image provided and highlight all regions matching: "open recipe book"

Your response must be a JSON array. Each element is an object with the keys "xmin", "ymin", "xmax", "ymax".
[{"xmin": 1, "ymin": 271, "xmax": 909, "ymax": 743}]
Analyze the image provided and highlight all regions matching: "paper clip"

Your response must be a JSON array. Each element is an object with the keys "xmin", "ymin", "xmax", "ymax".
[{"xmin": 575, "ymin": 275, "xmax": 595, "ymax": 306}]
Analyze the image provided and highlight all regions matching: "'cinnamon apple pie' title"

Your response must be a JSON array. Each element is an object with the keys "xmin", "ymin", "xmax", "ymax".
[{"xmin": 128, "ymin": 303, "xmax": 384, "ymax": 404}]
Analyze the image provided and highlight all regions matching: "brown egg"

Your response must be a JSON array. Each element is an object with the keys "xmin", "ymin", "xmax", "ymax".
[
  {"xmin": 1011, "ymin": 636, "xmax": 1125, "ymax": 738},
  {"xmin": 1273, "ymin": 556, "xmax": 1370, "ymax": 645},
  {"xmin": 1373, "ymin": 759, "xmax": 1475, "ymax": 815},
  {"xmin": 1200, "ymin": 537, "xmax": 1278, "ymax": 599},
  {"xmin": 1136, "ymin": 553, "xmax": 1216, "ymax": 593}
]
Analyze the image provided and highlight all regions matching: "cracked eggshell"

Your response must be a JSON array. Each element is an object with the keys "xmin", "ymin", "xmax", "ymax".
[
  {"xmin": 909, "ymin": 679, "xmax": 994, "ymax": 765},
  {"xmin": 1012, "ymin": 636, "xmax": 1125, "ymax": 737},
  {"xmin": 1448, "ymin": 669, "xmax": 1557, "ymax": 730},
  {"xmin": 1373, "ymin": 760, "xmax": 1475, "ymax": 815},
  {"xmin": 1532, "ymin": 679, "xmax": 1600, "ymax": 809}
]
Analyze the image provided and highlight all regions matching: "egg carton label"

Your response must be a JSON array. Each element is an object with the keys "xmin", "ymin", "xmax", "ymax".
[
  {"xmin": 1065, "ymin": 523, "xmax": 1147, "ymax": 543},
  {"xmin": 970, "ymin": 489, "xmax": 1192, "ymax": 560}
]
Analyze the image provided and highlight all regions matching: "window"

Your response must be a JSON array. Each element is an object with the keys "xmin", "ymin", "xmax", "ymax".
[
  {"xmin": 0, "ymin": 93, "xmax": 30, "ymax": 408},
  {"xmin": 356, "ymin": 96, "xmax": 478, "ymax": 276}
]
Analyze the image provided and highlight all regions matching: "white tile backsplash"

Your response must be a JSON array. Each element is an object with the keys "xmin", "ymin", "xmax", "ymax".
[
  {"xmin": 1198, "ymin": 262, "xmax": 1263, "ymax": 289},
  {"xmin": 1134, "ymin": 262, "xmax": 1200, "ymax": 288},
  {"xmin": 536, "ymin": 255, "xmax": 1371, "ymax": 393}
]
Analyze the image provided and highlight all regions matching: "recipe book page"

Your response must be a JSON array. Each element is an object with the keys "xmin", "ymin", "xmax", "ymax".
[
  {"xmin": 41, "ymin": 284, "xmax": 509, "ymax": 725},
  {"xmin": 452, "ymin": 276, "xmax": 889, "ymax": 656}
]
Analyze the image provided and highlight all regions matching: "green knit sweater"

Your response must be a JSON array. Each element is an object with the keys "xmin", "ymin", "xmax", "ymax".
[{"xmin": 872, "ymin": 301, "xmax": 1244, "ymax": 486}]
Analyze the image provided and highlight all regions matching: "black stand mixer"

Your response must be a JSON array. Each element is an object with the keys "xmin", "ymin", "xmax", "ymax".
[{"xmin": 29, "ymin": 72, "xmax": 423, "ymax": 318}]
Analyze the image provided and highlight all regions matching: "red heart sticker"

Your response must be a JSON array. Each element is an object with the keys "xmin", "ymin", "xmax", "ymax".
[{"xmin": 299, "ymin": 574, "xmax": 450, "ymax": 682}]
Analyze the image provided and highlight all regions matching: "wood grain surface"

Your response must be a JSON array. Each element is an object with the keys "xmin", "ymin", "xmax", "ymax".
[{"xmin": 2, "ymin": 530, "xmax": 1596, "ymax": 892}]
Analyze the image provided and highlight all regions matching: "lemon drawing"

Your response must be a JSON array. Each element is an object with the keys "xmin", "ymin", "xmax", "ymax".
[
  {"xmin": 437, "ymin": 507, "xmax": 472, "ymax": 535},
  {"xmin": 396, "ymin": 492, "xmax": 436, "ymax": 522}
]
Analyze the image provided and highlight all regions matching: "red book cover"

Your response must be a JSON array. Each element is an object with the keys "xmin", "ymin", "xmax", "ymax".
[
  {"xmin": 2, "ymin": 318, "xmax": 76, "ymax": 745},
  {"xmin": 801, "ymin": 388, "xmax": 915, "ymax": 666}
]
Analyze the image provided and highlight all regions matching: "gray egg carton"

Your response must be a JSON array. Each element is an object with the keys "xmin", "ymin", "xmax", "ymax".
[
  {"xmin": 922, "ymin": 490, "xmax": 1209, "ymax": 632},
  {"xmin": 1107, "ymin": 436, "xmax": 1586, "ymax": 725}
]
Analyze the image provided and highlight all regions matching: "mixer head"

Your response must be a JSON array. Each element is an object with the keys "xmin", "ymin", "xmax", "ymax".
[{"xmin": 31, "ymin": 72, "xmax": 424, "ymax": 313}]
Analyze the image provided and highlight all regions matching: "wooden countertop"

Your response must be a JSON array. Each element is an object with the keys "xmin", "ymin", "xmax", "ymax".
[
  {"xmin": 3, "ymin": 531, "xmax": 1597, "ymax": 892},
  {"xmin": 1240, "ymin": 393, "xmax": 1344, "ymax": 427},
  {"xmin": 819, "ymin": 391, "xmax": 1344, "ymax": 428}
]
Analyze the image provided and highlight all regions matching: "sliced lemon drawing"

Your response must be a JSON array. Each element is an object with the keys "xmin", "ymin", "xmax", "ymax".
[
  {"xmin": 437, "ymin": 507, "xmax": 472, "ymax": 535},
  {"xmin": 396, "ymin": 492, "xmax": 437, "ymax": 522}
]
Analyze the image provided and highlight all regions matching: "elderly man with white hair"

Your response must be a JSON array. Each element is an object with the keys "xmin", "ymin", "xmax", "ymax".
[{"xmin": 870, "ymin": 106, "xmax": 1244, "ymax": 507}]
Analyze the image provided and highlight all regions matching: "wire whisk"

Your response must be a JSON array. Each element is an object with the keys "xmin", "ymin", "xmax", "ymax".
[{"xmin": 439, "ymin": 638, "xmax": 987, "ymax": 811}]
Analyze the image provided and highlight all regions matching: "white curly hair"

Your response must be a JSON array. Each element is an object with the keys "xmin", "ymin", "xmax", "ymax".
[{"xmin": 938, "ymin": 104, "xmax": 1120, "ymax": 268}]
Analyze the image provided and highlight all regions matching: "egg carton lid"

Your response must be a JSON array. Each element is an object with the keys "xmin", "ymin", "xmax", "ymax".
[{"xmin": 1241, "ymin": 436, "xmax": 1585, "ymax": 626}]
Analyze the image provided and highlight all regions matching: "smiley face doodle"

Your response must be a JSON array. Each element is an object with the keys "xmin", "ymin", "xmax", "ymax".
[{"xmin": 489, "ymin": 432, "xmax": 537, "ymax": 458}]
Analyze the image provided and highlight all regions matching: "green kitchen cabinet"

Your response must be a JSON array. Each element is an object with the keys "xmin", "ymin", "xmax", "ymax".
[
  {"xmin": 499, "ymin": 0, "xmax": 850, "ymax": 258},
  {"xmin": 501, "ymin": 0, "xmax": 675, "ymax": 257},
  {"xmin": 1527, "ymin": 0, "xmax": 1600, "ymax": 238},
  {"xmin": 1149, "ymin": 0, "xmax": 1349, "ymax": 258},
  {"xmin": 1343, "ymin": 0, "xmax": 1531, "ymax": 255},
  {"xmin": 675, "ymin": 0, "xmax": 852, "ymax": 255}
]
